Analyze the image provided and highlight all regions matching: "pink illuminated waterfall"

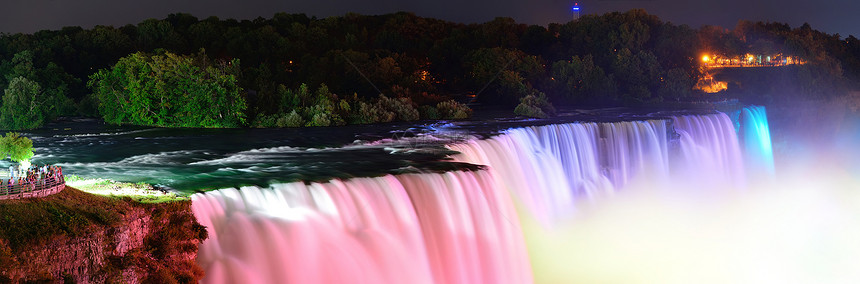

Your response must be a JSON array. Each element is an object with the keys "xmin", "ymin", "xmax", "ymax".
[
  {"xmin": 192, "ymin": 171, "xmax": 531, "ymax": 284},
  {"xmin": 191, "ymin": 112, "xmax": 772, "ymax": 283}
]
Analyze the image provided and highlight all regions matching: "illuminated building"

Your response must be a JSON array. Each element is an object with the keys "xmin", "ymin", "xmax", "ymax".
[{"xmin": 699, "ymin": 52, "xmax": 805, "ymax": 68}]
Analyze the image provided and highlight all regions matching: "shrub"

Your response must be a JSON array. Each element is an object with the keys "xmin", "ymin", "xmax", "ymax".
[
  {"xmin": 513, "ymin": 103, "xmax": 546, "ymax": 118},
  {"xmin": 353, "ymin": 101, "xmax": 395, "ymax": 124},
  {"xmin": 418, "ymin": 105, "xmax": 440, "ymax": 120},
  {"xmin": 251, "ymin": 114, "xmax": 277, "ymax": 128},
  {"xmin": 378, "ymin": 94, "xmax": 419, "ymax": 121},
  {"xmin": 277, "ymin": 110, "xmax": 304, "ymax": 127},
  {"xmin": 436, "ymin": 100, "xmax": 472, "ymax": 119},
  {"xmin": 514, "ymin": 92, "xmax": 556, "ymax": 118},
  {"xmin": 306, "ymin": 112, "xmax": 331, "ymax": 127}
]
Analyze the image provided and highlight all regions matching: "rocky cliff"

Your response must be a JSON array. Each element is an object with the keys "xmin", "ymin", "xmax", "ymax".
[{"xmin": 0, "ymin": 187, "xmax": 207, "ymax": 283}]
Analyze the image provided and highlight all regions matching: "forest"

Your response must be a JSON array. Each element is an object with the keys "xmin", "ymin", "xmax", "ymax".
[{"xmin": 1, "ymin": 9, "xmax": 858, "ymax": 129}]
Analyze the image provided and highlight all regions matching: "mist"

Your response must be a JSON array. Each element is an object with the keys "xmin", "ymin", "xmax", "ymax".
[{"xmin": 522, "ymin": 106, "xmax": 860, "ymax": 283}]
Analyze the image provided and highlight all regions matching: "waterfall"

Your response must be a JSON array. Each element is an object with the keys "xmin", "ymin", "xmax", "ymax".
[
  {"xmin": 739, "ymin": 106, "xmax": 775, "ymax": 177},
  {"xmin": 447, "ymin": 120, "xmax": 670, "ymax": 224},
  {"xmin": 192, "ymin": 171, "xmax": 531, "ymax": 284},
  {"xmin": 672, "ymin": 113, "xmax": 745, "ymax": 188},
  {"xmin": 191, "ymin": 112, "xmax": 773, "ymax": 283}
]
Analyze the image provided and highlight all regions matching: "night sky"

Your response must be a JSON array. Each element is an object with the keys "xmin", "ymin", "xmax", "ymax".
[{"xmin": 2, "ymin": 0, "xmax": 858, "ymax": 38}]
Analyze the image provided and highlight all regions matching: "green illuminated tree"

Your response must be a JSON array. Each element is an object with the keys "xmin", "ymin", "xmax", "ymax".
[
  {"xmin": 0, "ymin": 76, "xmax": 45, "ymax": 130},
  {"xmin": 88, "ymin": 50, "xmax": 247, "ymax": 127},
  {"xmin": 0, "ymin": 50, "xmax": 76, "ymax": 129},
  {"xmin": 0, "ymin": 132, "xmax": 34, "ymax": 164}
]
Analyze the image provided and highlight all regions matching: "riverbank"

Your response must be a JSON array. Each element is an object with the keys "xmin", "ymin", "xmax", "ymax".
[
  {"xmin": 65, "ymin": 175, "xmax": 189, "ymax": 203},
  {"xmin": 0, "ymin": 186, "xmax": 206, "ymax": 283}
]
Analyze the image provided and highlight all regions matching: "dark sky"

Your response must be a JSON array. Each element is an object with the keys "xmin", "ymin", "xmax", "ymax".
[{"xmin": 2, "ymin": 0, "xmax": 858, "ymax": 38}]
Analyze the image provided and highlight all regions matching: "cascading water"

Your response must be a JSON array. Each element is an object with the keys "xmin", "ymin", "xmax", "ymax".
[
  {"xmin": 446, "ymin": 120, "xmax": 670, "ymax": 224},
  {"xmin": 192, "ymin": 171, "xmax": 531, "ymax": 284},
  {"xmin": 672, "ymin": 113, "xmax": 745, "ymax": 187},
  {"xmin": 739, "ymin": 106, "xmax": 775, "ymax": 177},
  {"xmin": 191, "ymin": 111, "xmax": 777, "ymax": 283}
]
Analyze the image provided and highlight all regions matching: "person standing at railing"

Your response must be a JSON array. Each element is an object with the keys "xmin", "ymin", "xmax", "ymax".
[
  {"xmin": 27, "ymin": 173, "xmax": 35, "ymax": 191},
  {"xmin": 39, "ymin": 170, "xmax": 46, "ymax": 188}
]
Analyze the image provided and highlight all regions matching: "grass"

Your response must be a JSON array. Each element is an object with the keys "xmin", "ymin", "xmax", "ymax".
[
  {"xmin": 64, "ymin": 175, "xmax": 189, "ymax": 203},
  {"xmin": 0, "ymin": 186, "xmax": 131, "ymax": 251}
]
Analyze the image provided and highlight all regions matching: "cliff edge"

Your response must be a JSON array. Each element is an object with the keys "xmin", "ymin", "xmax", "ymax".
[{"xmin": 0, "ymin": 186, "xmax": 207, "ymax": 283}]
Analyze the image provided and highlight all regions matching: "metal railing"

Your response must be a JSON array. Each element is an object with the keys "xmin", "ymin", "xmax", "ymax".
[{"xmin": 0, "ymin": 172, "xmax": 66, "ymax": 200}]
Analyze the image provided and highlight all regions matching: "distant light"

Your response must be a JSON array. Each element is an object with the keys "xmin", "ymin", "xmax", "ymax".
[
  {"xmin": 573, "ymin": 7, "xmax": 580, "ymax": 11},
  {"xmin": 702, "ymin": 55, "xmax": 710, "ymax": 62}
]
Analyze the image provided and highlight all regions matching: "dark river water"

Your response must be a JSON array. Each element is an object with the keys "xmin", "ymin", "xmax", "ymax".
[{"xmin": 8, "ymin": 107, "xmax": 725, "ymax": 194}]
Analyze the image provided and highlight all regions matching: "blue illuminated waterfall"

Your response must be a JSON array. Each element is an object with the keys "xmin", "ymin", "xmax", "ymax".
[{"xmin": 740, "ymin": 106, "xmax": 775, "ymax": 177}]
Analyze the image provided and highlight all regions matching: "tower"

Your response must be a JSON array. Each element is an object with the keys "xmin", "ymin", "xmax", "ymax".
[{"xmin": 573, "ymin": 2, "xmax": 581, "ymax": 20}]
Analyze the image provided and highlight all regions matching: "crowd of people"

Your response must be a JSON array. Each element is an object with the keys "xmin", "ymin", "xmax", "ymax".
[{"xmin": 2, "ymin": 164, "xmax": 64, "ymax": 195}]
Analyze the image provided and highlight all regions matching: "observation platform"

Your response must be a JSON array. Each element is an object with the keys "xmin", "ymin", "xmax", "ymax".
[{"xmin": 0, "ymin": 168, "xmax": 65, "ymax": 200}]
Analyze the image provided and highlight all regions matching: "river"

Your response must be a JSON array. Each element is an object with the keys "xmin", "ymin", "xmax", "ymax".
[{"xmin": 17, "ymin": 107, "xmax": 713, "ymax": 193}]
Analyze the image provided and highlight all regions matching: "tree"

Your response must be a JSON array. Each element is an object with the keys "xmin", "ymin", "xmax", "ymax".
[
  {"xmin": 477, "ymin": 17, "xmax": 525, "ymax": 49},
  {"xmin": 552, "ymin": 55, "xmax": 616, "ymax": 104},
  {"xmin": 0, "ymin": 50, "xmax": 76, "ymax": 122},
  {"xmin": 88, "ymin": 50, "xmax": 247, "ymax": 127},
  {"xmin": 659, "ymin": 68, "xmax": 694, "ymax": 101},
  {"xmin": 612, "ymin": 49, "xmax": 662, "ymax": 102},
  {"xmin": 137, "ymin": 18, "xmax": 187, "ymax": 52},
  {"xmin": 1, "ymin": 76, "xmax": 44, "ymax": 130},
  {"xmin": 0, "ymin": 132, "xmax": 34, "ymax": 164},
  {"xmin": 465, "ymin": 47, "xmax": 543, "ymax": 105}
]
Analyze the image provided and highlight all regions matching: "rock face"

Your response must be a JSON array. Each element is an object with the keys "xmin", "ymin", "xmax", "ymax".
[{"xmin": 0, "ymin": 201, "xmax": 206, "ymax": 283}]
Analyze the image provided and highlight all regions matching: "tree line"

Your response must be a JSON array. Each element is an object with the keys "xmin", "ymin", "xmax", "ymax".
[{"xmin": 0, "ymin": 9, "xmax": 856, "ymax": 129}]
